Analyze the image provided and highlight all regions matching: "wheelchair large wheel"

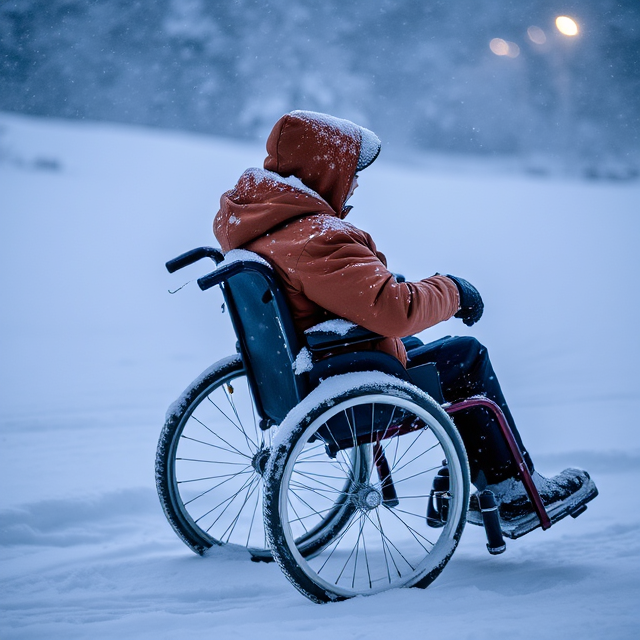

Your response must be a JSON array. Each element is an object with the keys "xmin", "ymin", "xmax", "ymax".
[
  {"xmin": 263, "ymin": 373, "xmax": 470, "ymax": 602},
  {"xmin": 156, "ymin": 355, "xmax": 364, "ymax": 560}
]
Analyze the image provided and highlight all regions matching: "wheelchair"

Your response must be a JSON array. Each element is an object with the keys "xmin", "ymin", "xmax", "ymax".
[{"xmin": 156, "ymin": 246, "xmax": 554, "ymax": 603}]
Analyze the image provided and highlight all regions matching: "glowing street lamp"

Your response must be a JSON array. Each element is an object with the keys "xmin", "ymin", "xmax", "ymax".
[{"xmin": 555, "ymin": 16, "xmax": 579, "ymax": 37}]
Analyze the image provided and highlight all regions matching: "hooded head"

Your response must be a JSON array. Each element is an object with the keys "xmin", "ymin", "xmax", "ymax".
[{"xmin": 264, "ymin": 110, "xmax": 381, "ymax": 216}]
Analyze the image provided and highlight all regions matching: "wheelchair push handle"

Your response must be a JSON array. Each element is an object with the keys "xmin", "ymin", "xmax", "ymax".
[
  {"xmin": 165, "ymin": 247, "xmax": 224, "ymax": 273},
  {"xmin": 197, "ymin": 264, "xmax": 237, "ymax": 291}
]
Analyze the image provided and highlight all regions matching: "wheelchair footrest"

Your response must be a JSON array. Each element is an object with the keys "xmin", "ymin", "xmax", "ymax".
[{"xmin": 466, "ymin": 479, "xmax": 598, "ymax": 539}]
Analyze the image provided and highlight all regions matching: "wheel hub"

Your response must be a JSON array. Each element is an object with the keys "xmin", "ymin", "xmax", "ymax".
[
  {"xmin": 251, "ymin": 447, "xmax": 270, "ymax": 476},
  {"xmin": 354, "ymin": 485, "xmax": 383, "ymax": 511}
]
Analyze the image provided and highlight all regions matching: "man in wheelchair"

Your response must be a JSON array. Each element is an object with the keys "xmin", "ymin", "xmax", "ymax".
[{"xmin": 213, "ymin": 110, "xmax": 597, "ymax": 533}]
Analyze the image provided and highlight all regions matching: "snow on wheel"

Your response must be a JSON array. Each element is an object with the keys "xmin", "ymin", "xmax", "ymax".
[{"xmin": 263, "ymin": 372, "xmax": 470, "ymax": 603}]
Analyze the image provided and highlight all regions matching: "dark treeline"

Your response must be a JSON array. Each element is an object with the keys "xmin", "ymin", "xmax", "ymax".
[{"xmin": 1, "ymin": 0, "xmax": 638, "ymax": 166}]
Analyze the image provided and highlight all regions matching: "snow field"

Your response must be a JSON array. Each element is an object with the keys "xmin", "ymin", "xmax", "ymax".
[{"xmin": 1, "ymin": 112, "xmax": 639, "ymax": 638}]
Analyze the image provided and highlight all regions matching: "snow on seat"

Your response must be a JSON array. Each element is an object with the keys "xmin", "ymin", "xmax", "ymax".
[
  {"xmin": 305, "ymin": 319, "xmax": 384, "ymax": 354},
  {"xmin": 305, "ymin": 318, "xmax": 358, "ymax": 336}
]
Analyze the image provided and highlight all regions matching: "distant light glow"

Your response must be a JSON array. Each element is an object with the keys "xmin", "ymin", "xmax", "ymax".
[
  {"xmin": 556, "ymin": 16, "xmax": 579, "ymax": 36},
  {"xmin": 490, "ymin": 38, "xmax": 509, "ymax": 56},
  {"xmin": 506, "ymin": 42, "xmax": 520, "ymax": 58},
  {"xmin": 490, "ymin": 38, "xmax": 520, "ymax": 58},
  {"xmin": 527, "ymin": 26, "xmax": 546, "ymax": 45}
]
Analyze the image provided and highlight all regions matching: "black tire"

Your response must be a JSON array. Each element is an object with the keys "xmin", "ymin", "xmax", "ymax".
[
  {"xmin": 263, "ymin": 374, "xmax": 470, "ymax": 603},
  {"xmin": 156, "ymin": 356, "xmax": 365, "ymax": 560}
]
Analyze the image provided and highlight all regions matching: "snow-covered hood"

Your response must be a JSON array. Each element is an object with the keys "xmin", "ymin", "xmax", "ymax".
[
  {"xmin": 214, "ymin": 111, "xmax": 381, "ymax": 252},
  {"xmin": 264, "ymin": 110, "xmax": 379, "ymax": 215}
]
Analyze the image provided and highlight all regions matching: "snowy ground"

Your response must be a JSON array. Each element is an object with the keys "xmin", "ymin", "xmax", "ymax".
[{"xmin": 1, "ymin": 112, "xmax": 639, "ymax": 639}]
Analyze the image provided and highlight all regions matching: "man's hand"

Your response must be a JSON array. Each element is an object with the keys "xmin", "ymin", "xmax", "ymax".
[{"xmin": 446, "ymin": 275, "xmax": 484, "ymax": 326}]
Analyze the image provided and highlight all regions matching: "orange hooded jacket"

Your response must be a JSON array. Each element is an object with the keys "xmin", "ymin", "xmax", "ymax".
[{"xmin": 213, "ymin": 111, "xmax": 459, "ymax": 366}]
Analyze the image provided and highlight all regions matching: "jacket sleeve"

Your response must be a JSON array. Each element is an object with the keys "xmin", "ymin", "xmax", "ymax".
[{"xmin": 294, "ymin": 228, "xmax": 460, "ymax": 337}]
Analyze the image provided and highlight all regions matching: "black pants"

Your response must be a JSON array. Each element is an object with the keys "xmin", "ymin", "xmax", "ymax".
[{"xmin": 406, "ymin": 336, "xmax": 534, "ymax": 487}]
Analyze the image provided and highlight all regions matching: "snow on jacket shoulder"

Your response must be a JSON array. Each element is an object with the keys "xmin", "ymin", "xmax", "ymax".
[{"xmin": 213, "ymin": 111, "xmax": 460, "ymax": 366}]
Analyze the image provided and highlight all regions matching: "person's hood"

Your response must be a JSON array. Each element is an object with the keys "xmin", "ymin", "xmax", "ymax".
[
  {"xmin": 214, "ymin": 168, "xmax": 335, "ymax": 252},
  {"xmin": 214, "ymin": 111, "xmax": 381, "ymax": 252},
  {"xmin": 264, "ymin": 110, "xmax": 380, "ymax": 215}
]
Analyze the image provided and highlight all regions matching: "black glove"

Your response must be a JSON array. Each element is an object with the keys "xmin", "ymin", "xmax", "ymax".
[{"xmin": 446, "ymin": 274, "xmax": 484, "ymax": 327}]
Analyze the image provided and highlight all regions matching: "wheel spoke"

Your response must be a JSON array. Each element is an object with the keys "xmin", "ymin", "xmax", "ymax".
[
  {"xmin": 190, "ymin": 415, "xmax": 252, "ymax": 459},
  {"xmin": 180, "ymin": 434, "xmax": 250, "ymax": 457},
  {"xmin": 292, "ymin": 469, "xmax": 349, "ymax": 493},
  {"xmin": 183, "ymin": 465, "xmax": 253, "ymax": 506},
  {"xmin": 351, "ymin": 516, "xmax": 366, "ymax": 589},
  {"xmin": 289, "ymin": 505, "xmax": 335, "ymax": 524},
  {"xmin": 314, "ymin": 513, "xmax": 361, "ymax": 576},
  {"xmin": 223, "ymin": 384, "xmax": 259, "ymax": 454},
  {"xmin": 392, "ymin": 505, "xmax": 431, "ymax": 520},
  {"xmin": 197, "ymin": 472, "xmax": 256, "ymax": 527},
  {"xmin": 391, "ymin": 433, "xmax": 401, "ymax": 470},
  {"xmin": 344, "ymin": 408, "xmax": 357, "ymax": 450},
  {"xmin": 288, "ymin": 494, "xmax": 309, "ymax": 533},
  {"xmin": 176, "ymin": 457, "xmax": 247, "ymax": 465},
  {"xmin": 297, "ymin": 443, "xmax": 326, "ymax": 461},
  {"xmin": 388, "ymin": 464, "xmax": 441, "ymax": 486},
  {"xmin": 204, "ymin": 396, "xmax": 246, "ymax": 434},
  {"xmin": 289, "ymin": 480, "xmax": 346, "ymax": 499},
  {"xmin": 361, "ymin": 518, "xmax": 373, "ymax": 589},
  {"xmin": 389, "ymin": 426, "xmax": 430, "ymax": 471},
  {"xmin": 335, "ymin": 514, "xmax": 364, "ymax": 585},
  {"xmin": 178, "ymin": 470, "xmax": 253, "ymax": 484},
  {"xmin": 375, "ymin": 508, "xmax": 395, "ymax": 582},
  {"xmin": 204, "ymin": 474, "xmax": 258, "ymax": 534},
  {"xmin": 363, "ymin": 509, "xmax": 415, "ymax": 572},
  {"xmin": 320, "ymin": 426, "xmax": 353, "ymax": 478},
  {"xmin": 383, "ymin": 504, "xmax": 435, "ymax": 550},
  {"xmin": 295, "ymin": 468, "xmax": 349, "ymax": 481},
  {"xmin": 290, "ymin": 486, "xmax": 329, "ymax": 521},
  {"xmin": 246, "ymin": 484, "xmax": 261, "ymax": 547},
  {"xmin": 221, "ymin": 478, "xmax": 261, "ymax": 543},
  {"xmin": 365, "ymin": 510, "xmax": 405, "ymax": 576},
  {"xmin": 391, "ymin": 442, "xmax": 440, "ymax": 476}
]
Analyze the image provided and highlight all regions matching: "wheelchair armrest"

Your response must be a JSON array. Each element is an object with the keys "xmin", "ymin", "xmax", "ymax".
[{"xmin": 305, "ymin": 323, "xmax": 385, "ymax": 353}]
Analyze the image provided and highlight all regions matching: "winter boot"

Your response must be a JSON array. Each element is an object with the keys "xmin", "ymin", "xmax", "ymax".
[{"xmin": 467, "ymin": 468, "xmax": 598, "ymax": 539}]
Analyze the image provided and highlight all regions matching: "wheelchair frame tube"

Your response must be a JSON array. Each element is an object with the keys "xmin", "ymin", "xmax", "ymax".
[{"xmin": 444, "ymin": 396, "xmax": 551, "ymax": 531}]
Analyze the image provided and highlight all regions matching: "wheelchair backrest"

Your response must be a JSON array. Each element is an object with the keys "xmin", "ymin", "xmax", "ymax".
[{"xmin": 206, "ymin": 252, "xmax": 305, "ymax": 427}]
